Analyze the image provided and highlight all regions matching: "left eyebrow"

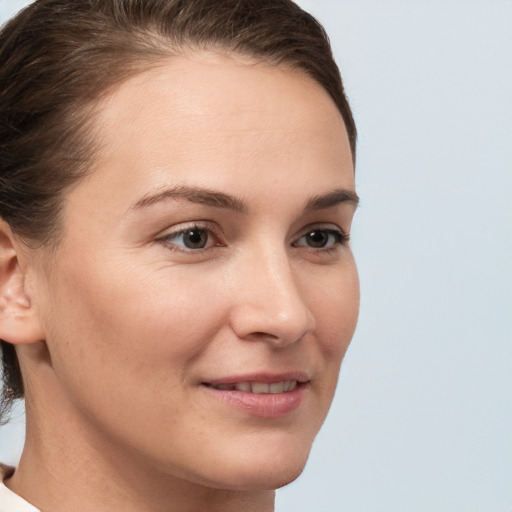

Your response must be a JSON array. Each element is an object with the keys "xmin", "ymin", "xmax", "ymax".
[{"xmin": 304, "ymin": 188, "xmax": 359, "ymax": 211}]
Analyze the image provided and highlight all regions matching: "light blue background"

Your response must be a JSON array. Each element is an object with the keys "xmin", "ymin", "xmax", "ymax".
[{"xmin": 1, "ymin": 1, "xmax": 511, "ymax": 511}]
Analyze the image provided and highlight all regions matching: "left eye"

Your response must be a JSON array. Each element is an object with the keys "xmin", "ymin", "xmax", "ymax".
[
  {"xmin": 293, "ymin": 229, "xmax": 346, "ymax": 249},
  {"xmin": 163, "ymin": 228, "xmax": 213, "ymax": 250}
]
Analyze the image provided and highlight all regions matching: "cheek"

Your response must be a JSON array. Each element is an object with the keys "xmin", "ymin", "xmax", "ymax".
[
  {"xmin": 311, "ymin": 260, "xmax": 360, "ymax": 358},
  {"xmin": 302, "ymin": 260, "xmax": 359, "ymax": 409},
  {"xmin": 42, "ymin": 254, "xmax": 226, "ymax": 396},
  {"xmin": 39, "ymin": 257, "xmax": 232, "ymax": 449},
  {"xmin": 44, "ymin": 235, "xmax": 239, "ymax": 388}
]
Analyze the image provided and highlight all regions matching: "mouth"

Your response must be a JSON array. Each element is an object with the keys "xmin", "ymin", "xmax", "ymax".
[
  {"xmin": 200, "ymin": 374, "xmax": 309, "ymax": 418},
  {"xmin": 203, "ymin": 380, "xmax": 300, "ymax": 394}
]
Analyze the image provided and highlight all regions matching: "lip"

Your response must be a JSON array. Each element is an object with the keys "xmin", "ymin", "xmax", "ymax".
[
  {"xmin": 203, "ymin": 371, "xmax": 309, "ymax": 387},
  {"xmin": 201, "ymin": 371, "xmax": 310, "ymax": 418}
]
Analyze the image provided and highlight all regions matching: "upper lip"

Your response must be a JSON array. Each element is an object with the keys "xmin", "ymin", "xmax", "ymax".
[{"xmin": 202, "ymin": 371, "xmax": 310, "ymax": 386}]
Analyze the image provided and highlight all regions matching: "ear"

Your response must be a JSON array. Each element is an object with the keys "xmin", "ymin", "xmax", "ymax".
[{"xmin": 0, "ymin": 220, "xmax": 44, "ymax": 345}]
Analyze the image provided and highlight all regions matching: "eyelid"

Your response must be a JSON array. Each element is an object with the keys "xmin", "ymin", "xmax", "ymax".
[
  {"xmin": 155, "ymin": 221, "xmax": 223, "ymax": 252},
  {"xmin": 292, "ymin": 223, "xmax": 350, "ymax": 248},
  {"xmin": 294, "ymin": 223, "xmax": 348, "ymax": 239}
]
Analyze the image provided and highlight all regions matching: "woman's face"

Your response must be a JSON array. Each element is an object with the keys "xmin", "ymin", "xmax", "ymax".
[{"xmin": 30, "ymin": 52, "xmax": 359, "ymax": 490}]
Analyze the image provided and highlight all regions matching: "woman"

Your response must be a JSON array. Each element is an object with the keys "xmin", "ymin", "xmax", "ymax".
[{"xmin": 0, "ymin": 0, "xmax": 359, "ymax": 510}]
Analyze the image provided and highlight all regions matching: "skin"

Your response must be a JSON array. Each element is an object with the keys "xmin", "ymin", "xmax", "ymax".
[{"xmin": 1, "ymin": 51, "xmax": 359, "ymax": 512}]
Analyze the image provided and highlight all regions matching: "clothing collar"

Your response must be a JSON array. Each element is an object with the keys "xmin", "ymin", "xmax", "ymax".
[{"xmin": 0, "ymin": 464, "xmax": 40, "ymax": 512}]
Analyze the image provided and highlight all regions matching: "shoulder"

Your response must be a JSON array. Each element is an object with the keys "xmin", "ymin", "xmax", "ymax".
[{"xmin": 0, "ymin": 464, "xmax": 40, "ymax": 512}]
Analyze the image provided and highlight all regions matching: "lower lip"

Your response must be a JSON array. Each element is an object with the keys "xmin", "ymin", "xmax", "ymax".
[{"xmin": 201, "ymin": 384, "xmax": 307, "ymax": 418}]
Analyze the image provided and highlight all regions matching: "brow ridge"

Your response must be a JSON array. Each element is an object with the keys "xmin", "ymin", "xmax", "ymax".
[
  {"xmin": 132, "ymin": 185, "xmax": 358, "ymax": 214},
  {"xmin": 304, "ymin": 188, "xmax": 359, "ymax": 211},
  {"xmin": 132, "ymin": 185, "xmax": 247, "ymax": 213}
]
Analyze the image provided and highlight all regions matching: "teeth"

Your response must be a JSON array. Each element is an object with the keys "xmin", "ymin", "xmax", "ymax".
[
  {"xmin": 269, "ymin": 382, "xmax": 285, "ymax": 393},
  {"xmin": 212, "ymin": 380, "xmax": 299, "ymax": 393},
  {"xmin": 251, "ymin": 382, "xmax": 270, "ymax": 393},
  {"xmin": 235, "ymin": 382, "xmax": 251, "ymax": 392}
]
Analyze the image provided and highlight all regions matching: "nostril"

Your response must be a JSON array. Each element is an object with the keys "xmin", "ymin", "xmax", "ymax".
[
  {"xmin": 245, "ymin": 331, "xmax": 282, "ymax": 343},
  {"xmin": 229, "ymin": 296, "xmax": 314, "ymax": 347},
  {"xmin": 252, "ymin": 331, "xmax": 278, "ymax": 339}
]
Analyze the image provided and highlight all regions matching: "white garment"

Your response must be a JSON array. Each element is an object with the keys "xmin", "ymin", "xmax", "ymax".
[{"xmin": 0, "ymin": 466, "xmax": 40, "ymax": 512}]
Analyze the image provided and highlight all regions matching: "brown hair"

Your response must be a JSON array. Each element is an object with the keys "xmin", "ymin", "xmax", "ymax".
[{"xmin": 0, "ymin": 0, "xmax": 356, "ymax": 423}]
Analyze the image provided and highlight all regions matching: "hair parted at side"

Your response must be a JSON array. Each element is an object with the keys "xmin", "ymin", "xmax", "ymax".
[{"xmin": 0, "ymin": 0, "xmax": 356, "ymax": 423}]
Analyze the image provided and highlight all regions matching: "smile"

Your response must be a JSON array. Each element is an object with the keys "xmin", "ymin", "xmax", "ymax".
[
  {"xmin": 201, "ymin": 374, "xmax": 309, "ymax": 418},
  {"xmin": 206, "ymin": 380, "xmax": 299, "ymax": 393}
]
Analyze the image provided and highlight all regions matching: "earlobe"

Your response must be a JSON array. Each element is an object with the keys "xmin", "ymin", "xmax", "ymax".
[{"xmin": 0, "ymin": 220, "xmax": 44, "ymax": 345}]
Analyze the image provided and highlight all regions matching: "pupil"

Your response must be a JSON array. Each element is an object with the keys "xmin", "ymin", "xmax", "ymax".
[
  {"xmin": 308, "ymin": 230, "xmax": 327, "ymax": 247},
  {"xmin": 184, "ymin": 229, "xmax": 207, "ymax": 248}
]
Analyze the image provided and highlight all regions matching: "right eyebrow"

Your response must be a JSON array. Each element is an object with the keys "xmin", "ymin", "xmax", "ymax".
[{"xmin": 131, "ymin": 185, "xmax": 247, "ymax": 214}]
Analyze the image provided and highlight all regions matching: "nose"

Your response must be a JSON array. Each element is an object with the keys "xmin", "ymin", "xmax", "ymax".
[{"xmin": 228, "ymin": 248, "xmax": 316, "ymax": 347}]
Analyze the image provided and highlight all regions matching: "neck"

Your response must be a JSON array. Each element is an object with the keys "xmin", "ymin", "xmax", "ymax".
[{"xmin": 7, "ymin": 397, "xmax": 275, "ymax": 512}]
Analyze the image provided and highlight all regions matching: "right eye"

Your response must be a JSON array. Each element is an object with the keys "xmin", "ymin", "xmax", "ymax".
[
  {"xmin": 167, "ymin": 228, "xmax": 210, "ymax": 249},
  {"xmin": 157, "ymin": 223, "xmax": 221, "ymax": 252}
]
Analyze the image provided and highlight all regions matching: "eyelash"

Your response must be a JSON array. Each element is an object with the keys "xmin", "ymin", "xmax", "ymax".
[
  {"xmin": 292, "ymin": 227, "xmax": 350, "ymax": 252},
  {"xmin": 156, "ymin": 223, "xmax": 350, "ymax": 254},
  {"xmin": 156, "ymin": 222, "xmax": 221, "ymax": 253}
]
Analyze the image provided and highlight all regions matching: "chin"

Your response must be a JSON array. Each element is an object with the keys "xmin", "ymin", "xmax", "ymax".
[
  {"xmin": 199, "ymin": 439, "xmax": 312, "ymax": 492},
  {"xmin": 211, "ymin": 462, "xmax": 307, "ymax": 492}
]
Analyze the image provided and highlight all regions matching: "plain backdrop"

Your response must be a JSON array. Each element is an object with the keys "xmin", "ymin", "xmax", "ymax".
[{"xmin": 0, "ymin": 1, "xmax": 511, "ymax": 511}]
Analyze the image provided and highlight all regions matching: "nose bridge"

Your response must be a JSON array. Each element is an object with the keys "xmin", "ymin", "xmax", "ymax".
[{"xmin": 230, "ymin": 243, "xmax": 315, "ymax": 344}]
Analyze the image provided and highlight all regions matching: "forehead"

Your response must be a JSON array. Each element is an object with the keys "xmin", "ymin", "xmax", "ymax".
[{"xmin": 74, "ymin": 51, "xmax": 354, "ymax": 215}]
